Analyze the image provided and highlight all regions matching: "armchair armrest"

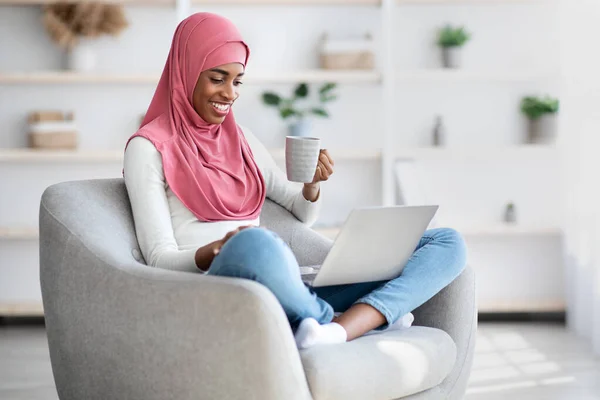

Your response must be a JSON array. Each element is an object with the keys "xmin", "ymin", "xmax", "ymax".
[
  {"xmin": 40, "ymin": 180, "xmax": 313, "ymax": 400},
  {"xmin": 260, "ymin": 199, "xmax": 333, "ymax": 267},
  {"xmin": 411, "ymin": 265, "xmax": 477, "ymax": 399}
]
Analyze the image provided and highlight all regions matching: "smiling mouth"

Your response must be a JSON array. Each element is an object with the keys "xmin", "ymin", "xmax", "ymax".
[{"xmin": 210, "ymin": 102, "xmax": 231, "ymax": 112}]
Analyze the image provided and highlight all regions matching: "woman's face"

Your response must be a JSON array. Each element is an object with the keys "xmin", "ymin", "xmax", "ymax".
[{"xmin": 193, "ymin": 62, "xmax": 244, "ymax": 124}]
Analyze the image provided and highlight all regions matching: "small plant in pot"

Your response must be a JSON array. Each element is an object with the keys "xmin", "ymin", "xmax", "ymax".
[
  {"xmin": 437, "ymin": 24, "xmax": 471, "ymax": 69},
  {"xmin": 520, "ymin": 95, "xmax": 559, "ymax": 144},
  {"xmin": 261, "ymin": 82, "xmax": 337, "ymax": 137}
]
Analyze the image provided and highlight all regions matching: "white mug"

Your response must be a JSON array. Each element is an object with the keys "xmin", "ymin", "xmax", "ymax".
[{"xmin": 285, "ymin": 136, "xmax": 321, "ymax": 183}]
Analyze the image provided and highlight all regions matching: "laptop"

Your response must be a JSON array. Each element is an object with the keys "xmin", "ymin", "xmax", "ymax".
[{"xmin": 301, "ymin": 205, "xmax": 438, "ymax": 287}]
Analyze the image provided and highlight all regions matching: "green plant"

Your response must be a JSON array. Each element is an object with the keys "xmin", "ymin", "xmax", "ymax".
[
  {"xmin": 261, "ymin": 82, "xmax": 337, "ymax": 121},
  {"xmin": 437, "ymin": 25, "xmax": 471, "ymax": 48},
  {"xmin": 520, "ymin": 96, "xmax": 560, "ymax": 120}
]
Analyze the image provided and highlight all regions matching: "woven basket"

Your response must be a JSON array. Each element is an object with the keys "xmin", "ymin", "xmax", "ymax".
[
  {"xmin": 320, "ymin": 52, "xmax": 374, "ymax": 70},
  {"xmin": 319, "ymin": 33, "xmax": 375, "ymax": 70},
  {"xmin": 29, "ymin": 131, "xmax": 78, "ymax": 150}
]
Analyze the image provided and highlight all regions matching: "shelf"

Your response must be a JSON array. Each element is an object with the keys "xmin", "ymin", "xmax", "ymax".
[
  {"xmin": 0, "ymin": 0, "xmax": 173, "ymax": 4},
  {"xmin": 247, "ymin": 69, "xmax": 381, "ymax": 84},
  {"xmin": 394, "ymin": 145, "xmax": 558, "ymax": 162},
  {"xmin": 0, "ymin": 227, "xmax": 39, "ymax": 239},
  {"xmin": 0, "ymin": 70, "xmax": 381, "ymax": 85},
  {"xmin": 396, "ymin": 69, "xmax": 559, "ymax": 83},
  {"xmin": 314, "ymin": 223, "xmax": 560, "ymax": 240},
  {"xmin": 194, "ymin": 0, "xmax": 381, "ymax": 4},
  {"xmin": 2, "ymin": 69, "xmax": 556, "ymax": 85},
  {"xmin": 0, "ymin": 147, "xmax": 379, "ymax": 163},
  {"xmin": 455, "ymin": 224, "xmax": 562, "ymax": 236},
  {"xmin": 0, "ymin": 302, "xmax": 44, "ymax": 317},
  {"xmin": 398, "ymin": 0, "xmax": 544, "ymax": 4},
  {"xmin": 0, "ymin": 72, "xmax": 158, "ymax": 85},
  {"xmin": 0, "ymin": 0, "xmax": 381, "ymax": 4},
  {"xmin": 0, "ymin": 0, "xmax": 542, "ymax": 5},
  {"xmin": 0, "ymin": 149, "xmax": 124, "ymax": 162},
  {"xmin": 0, "ymin": 299, "xmax": 563, "ymax": 316},
  {"xmin": 478, "ymin": 300, "xmax": 565, "ymax": 314}
]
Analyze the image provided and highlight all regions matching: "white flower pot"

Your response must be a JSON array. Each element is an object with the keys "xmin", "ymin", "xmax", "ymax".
[
  {"xmin": 441, "ymin": 47, "xmax": 463, "ymax": 69},
  {"xmin": 528, "ymin": 114, "xmax": 558, "ymax": 144},
  {"xmin": 289, "ymin": 119, "xmax": 312, "ymax": 137},
  {"xmin": 67, "ymin": 39, "xmax": 97, "ymax": 72}
]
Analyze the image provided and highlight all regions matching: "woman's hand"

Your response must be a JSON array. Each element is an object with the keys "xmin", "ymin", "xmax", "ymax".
[
  {"xmin": 303, "ymin": 149, "xmax": 334, "ymax": 202},
  {"xmin": 312, "ymin": 149, "xmax": 334, "ymax": 184},
  {"xmin": 195, "ymin": 225, "xmax": 254, "ymax": 271},
  {"xmin": 213, "ymin": 225, "xmax": 254, "ymax": 255}
]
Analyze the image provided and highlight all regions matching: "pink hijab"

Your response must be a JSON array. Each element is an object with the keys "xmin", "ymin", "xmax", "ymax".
[{"xmin": 125, "ymin": 13, "xmax": 265, "ymax": 222}]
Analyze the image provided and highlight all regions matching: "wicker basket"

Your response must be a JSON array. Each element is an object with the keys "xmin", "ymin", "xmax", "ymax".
[
  {"xmin": 27, "ymin": 110, "xmax": 78, "ymax": 150},
  {"xmin": 29, "ymin": 131, "xmax": 78, "ymax": 150},
  {"xmin": 319, "ymin": 33, "xmax": 375, "ymax": 70},
  {"xmin": 320, "ymin": 52, "xmax": 374, "ymax": 70}
]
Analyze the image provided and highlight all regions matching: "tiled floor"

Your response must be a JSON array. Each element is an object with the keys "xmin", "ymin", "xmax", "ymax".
[
  {"xmin": 467, "ymin": 322, "xmax": 600, "ymax": 400},
  {"xmin": 2, "ymin": 322, "xmax": 600, "ymax": 400}
]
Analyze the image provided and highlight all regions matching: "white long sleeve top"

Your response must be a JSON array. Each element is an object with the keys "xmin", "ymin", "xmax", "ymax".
[{"xmin": 123, "ymin": 126, "xmax": 321, "ymax": 273}]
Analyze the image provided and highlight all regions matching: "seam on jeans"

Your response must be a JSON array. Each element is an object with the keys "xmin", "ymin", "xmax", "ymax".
[
  {"xmin": 446, "ymin": 269, "xmax": 477, "ymax": 397},
  {"xmin": 355, "ymin": 297, "xmax": 394, "ymax": 326}
]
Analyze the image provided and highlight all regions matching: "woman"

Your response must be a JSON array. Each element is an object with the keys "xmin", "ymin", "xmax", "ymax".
[{"xmin": 124, "ymin": 12, "xmax": 467, "ymax": 350}]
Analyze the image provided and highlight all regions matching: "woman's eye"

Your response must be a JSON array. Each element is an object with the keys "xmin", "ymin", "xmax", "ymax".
[
  {"xmin": 234, "ymin": 81, "xmax": 243, "ymax": 86},
  {"xmin": 210, "ymin": 78, "xmax": 224, "ymax": 84}
]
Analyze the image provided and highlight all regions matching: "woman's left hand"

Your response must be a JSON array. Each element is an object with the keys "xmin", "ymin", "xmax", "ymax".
[{"xmin": 311, "ymin": 149, "xmax": 335, "ymax": 184}]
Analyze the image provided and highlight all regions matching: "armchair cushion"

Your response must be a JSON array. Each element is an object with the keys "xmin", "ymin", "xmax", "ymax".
[{"xmin": 300, "ymin": 327, "xmax": 456, "ymax": 400}]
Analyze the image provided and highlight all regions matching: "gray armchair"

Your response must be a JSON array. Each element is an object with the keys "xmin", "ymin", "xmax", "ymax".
[{"xmin": 39, "ymin": 179, "xmax": 476, "ymax": 400}]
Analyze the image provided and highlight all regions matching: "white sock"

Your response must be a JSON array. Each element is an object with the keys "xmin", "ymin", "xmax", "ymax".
[{"xmin": 294, "ymin": 318, "xmax": 347, "ymax": 349}]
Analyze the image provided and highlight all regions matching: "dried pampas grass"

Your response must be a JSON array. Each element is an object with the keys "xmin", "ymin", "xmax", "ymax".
[{"xmin": 42, "ymin": 2, "xmax": 129, "ymax": 50}]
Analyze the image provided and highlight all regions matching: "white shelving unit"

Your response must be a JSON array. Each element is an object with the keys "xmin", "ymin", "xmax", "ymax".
[{"xmin": 0, "ymin": 0, "xmax": 561, "ymax": 316}]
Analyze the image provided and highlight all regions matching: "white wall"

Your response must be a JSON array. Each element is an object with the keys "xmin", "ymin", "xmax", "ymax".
[
  {"xmin": 556, "ymin": 0, "xmax": 600, "ymax": 354},
  {"xmin": 0, "ymin": 2, "xmax": 563, "ymax": 310}
]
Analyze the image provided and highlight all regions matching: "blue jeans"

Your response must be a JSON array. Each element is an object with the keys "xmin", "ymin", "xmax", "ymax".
[{"xmin": 207, "ymin": 227, "xmax": 467, "ymax": 331}]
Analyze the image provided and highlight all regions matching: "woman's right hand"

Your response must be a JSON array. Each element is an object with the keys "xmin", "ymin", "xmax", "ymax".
[
  {"xmin": 195, "ymin": 225, "xmax": 254, "ymax": 272},
  {"xmin": 213, "ymin": 225, "xmax": 254, "ymax": 255}
]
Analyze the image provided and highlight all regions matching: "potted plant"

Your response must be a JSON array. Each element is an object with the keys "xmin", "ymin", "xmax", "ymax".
[
  {"xmin": 437, "ymin": 24, "xmax": 471, "ymax": 69},
  {"xmin": 262, "ymin": 82, "xmax": 337, "ymax": 137},
  {"xmin": 520, "ymin": 95, "xmax": 560, "ymax": 144},
  {"xmin": 42, "ymin": 3, "xmax": 129, "ymax": 72}
]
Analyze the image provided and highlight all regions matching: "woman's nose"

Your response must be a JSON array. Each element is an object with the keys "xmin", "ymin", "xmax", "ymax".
[{"xmin": 221, "ymin": 84, "xmax": 236, "ymax": 101}]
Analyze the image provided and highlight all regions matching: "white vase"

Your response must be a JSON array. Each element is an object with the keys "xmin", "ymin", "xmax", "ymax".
[
  {"xmin": 289, "ymin": 118, "xmax": 312, "ymax": 137},
  {"xmin": 441, "ymin": 47, "xmax": 462, "ymax": 69},
  {"xmin": 67, "ymin": 38, "xmax": 97, "ymax": 72},
  {"xmin": 528, "ymin": 114, "xmax": 558, "ymax": 144}
]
